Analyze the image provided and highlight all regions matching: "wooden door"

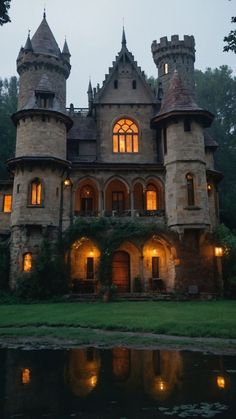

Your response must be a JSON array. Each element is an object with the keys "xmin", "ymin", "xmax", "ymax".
[{"xmin": 112, "ymin": 251, "xmax": 130, "ymax": 293}]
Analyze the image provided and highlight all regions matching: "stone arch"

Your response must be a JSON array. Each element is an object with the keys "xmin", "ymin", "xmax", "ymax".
[
  {"xmin": 74, "ymin": 178, "xmax": 99, "ymax": 216},
  {"xmin": 104, "ymin": 177, "xmax": 130, "ymax": 214},
  {"xmin": 143, "ymin": 235, "xmax": 176, "ymax": 291}
]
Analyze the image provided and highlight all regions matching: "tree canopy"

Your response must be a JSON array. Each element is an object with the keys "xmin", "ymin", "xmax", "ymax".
[
  {"xmin": 224, "ymin": 16, "xmax": 236, "ymax": 53},
  {"xmin": 0, "ymin": 0, "xmax": 11, "ymax": 26}
]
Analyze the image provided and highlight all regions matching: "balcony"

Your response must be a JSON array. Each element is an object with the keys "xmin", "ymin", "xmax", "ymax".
[{"xmin": 74, "ymin": 209, "xmax": 165, "ymax": 224}]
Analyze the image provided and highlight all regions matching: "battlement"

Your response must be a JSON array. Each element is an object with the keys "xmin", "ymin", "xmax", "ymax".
[{"xmin": 152, "ymin": 35, "xmax": 195, "ymax": 65}]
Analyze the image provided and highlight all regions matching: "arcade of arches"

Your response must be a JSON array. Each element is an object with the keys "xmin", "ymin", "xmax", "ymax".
[
  {"xmin": 73, "ymin": 177, "xmax": 165, "ymax": 216},
  {"xmin": 70, "ymin": 235, "xmax": 176, "ymax": 293}
]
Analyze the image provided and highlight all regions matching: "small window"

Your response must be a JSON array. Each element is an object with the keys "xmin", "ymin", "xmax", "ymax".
[
  {"xmin": 21, "ymin": 368, "xmax": 31, "ymax": 385},
  {"xmin": 184, "ymin": 118, "xmax": 191, "ymax": 132},
  {"xmin": 112, "ymin": 191, "xmax": 124, "ymax": 212},
  {"xmin": 164, "ymin": 63, "xmax": 169, "ymax": 75},
  {"xmin": 17, "ymin": 184, "xmax": 20, "ymax": 193},
  {"xmin": 87, "ymin": 257, "xmax": 94, "ymax": 279},
  {"xmin": 3, "ymin": 194, "xmax": 12, "ymax": 213},
  {"xmin": 163, "ymin": 127, "xmax": 167, "ymax": 155},
  {"xmin": 36, "ymin": 92, "xmax": 54, "ymax": 108},
  {"xmin": 186, "ymin": 174, "xmax": 195, "ymax": 206},
  {"xmin": 30, "ymin": 179, "xmax": 42, "ymax": 206},
  {"xmin": 114, "ymin": 80, "xmax": 118, "ymax": 89},
  {"xmin": 23, "ymin": 252, "xmax": 32, "ymax": 272},
  {"xmin": 132, "ymin": 80, "xmax": 137, "ymax": 89}
]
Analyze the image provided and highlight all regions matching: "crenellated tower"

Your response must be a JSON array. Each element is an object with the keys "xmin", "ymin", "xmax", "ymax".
[
  {"xmin": 8, "ymin": 13, "xmax": 72, "ymax": 286},
  {"xmin": 151, "ymin": 35, "xmax": 195, "ymax": 96}
]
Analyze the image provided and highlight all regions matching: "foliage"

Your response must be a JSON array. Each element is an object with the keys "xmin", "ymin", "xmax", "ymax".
[
  {"xmin": 0, "ymin": 239, "xmax": 10, "ymax": 291},
  {"xmin": 62, "ymin": 217, "xmax": 169, "ymax": 286},
  {"xmin": 0, "ymin": 77, "xmax": 18, "ymax": 178},
  {"xmin": 214, "ymin": 224, "xmax": 236, "ymax": 296},
  {"xmin": 195, "ymin": 67, "xmax": 236, "ymax": 229},
  {"xmin": 16, "ymin": 239, "xmax": 69, "ymax": 300},
  {"xmin": 133, "ymin": 276, "xmax": 142, "ymax": 292},
  {"xmin": 223, "ymin": 16, "xmax": 236, "ymax": 53},
  {"xmin": 0, "ymin": 0, "xmax": 11, "ymax": 26}
]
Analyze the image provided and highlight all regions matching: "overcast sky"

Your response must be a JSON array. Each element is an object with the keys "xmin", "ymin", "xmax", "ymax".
[{"xmin": 0, "ymin": 0, "xmax": 235, "ymax": 107}]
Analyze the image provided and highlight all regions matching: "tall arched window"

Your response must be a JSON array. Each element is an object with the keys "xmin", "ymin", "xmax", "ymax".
[
  {"xmin": 113, "ymin": 119, "xmax": 139, "ymax": 153},
  {"xmin": 146, "ymin": 184, "xmax": 158, "ymax": 210},
  {"xmin": 186, "ymin": 174, "xmax": 195, "ymax": 206},
  {"xmin": 30, "ymin": 179, "xmax": 42, "ymax": 205},
  {"xmin": 23, "ymin": 252, "xmax": 32, "ymax": 272}
]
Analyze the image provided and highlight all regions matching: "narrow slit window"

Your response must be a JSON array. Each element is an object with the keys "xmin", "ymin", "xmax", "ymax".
[
  {"xmin": 186, "ymin": 174, "xmax": 195, "ymax": 206},
  {"xmin": 132, "ymin": 80, "xmax": 137, "ymax": 89},
  {"xmin": 30, "ymin": 179, "xmax": 42, "ymax": 206},
  {"xmin": 114, "ymin": 80, "xmax": 118, "ymax": 89},
  {"xmin": 23, "ymin": 252, "xmax": 32, "ymax": 272},
  {"xmin": 164, "ymin": 63, "xmax": 169, "ymax": 75}
]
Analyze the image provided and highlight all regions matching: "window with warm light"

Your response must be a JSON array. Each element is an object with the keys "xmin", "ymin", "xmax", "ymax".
[
  {"xmin": 30, "ymin": 179, "xmax": 42, "ymax": 205},
  {"xmin": 146, "ymin": 184, "xmax": 157, "ymax": 210},
  {"xmin": 3, "ymin": 194, "xmax": 12, "ymax": 213},
  {"xmin": 113, "ymin": 119, "xmax": 139, "ymax": 153},
  {"xmin": 186, "ymin": 174, "xmax": 195, "ymax": 206},
  {"xmin": 164, "ymin": 63, "xmax": 169, "ymax": 74},
  {"xmin": 21, "ymin": 368, "xmax": 31, "ymax": 385},
  {"xmin": 23, "ymin": 252, "xmax": 32, "ymax": 272}
]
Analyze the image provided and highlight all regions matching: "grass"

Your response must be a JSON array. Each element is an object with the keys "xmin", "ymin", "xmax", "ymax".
[{"xmin": 0, "ymin": 300, "xmax": 236, "ymax": 341}]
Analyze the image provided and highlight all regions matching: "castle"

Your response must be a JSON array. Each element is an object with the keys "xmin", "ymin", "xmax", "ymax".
[{"xmin": 0, "ymin": 13, "xmax": 223, "ymax": 295}]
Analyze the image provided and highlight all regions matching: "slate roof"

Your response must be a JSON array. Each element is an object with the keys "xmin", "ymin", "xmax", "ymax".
[
  {"xmin": 67, "ymin": 116, "xmax": 97, "ymax": 141},
  {"xmin": 31, "ymin": 15, "xmax": 61, "ymax": 57},
  {"xmin": 204, "ymin": 130, "xmax": 218, "ymax": 149}
]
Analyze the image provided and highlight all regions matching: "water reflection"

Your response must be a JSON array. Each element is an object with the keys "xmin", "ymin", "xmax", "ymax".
[{"xmin": 0, "ymin": 347, "xmax": 235, "ymax": 418}]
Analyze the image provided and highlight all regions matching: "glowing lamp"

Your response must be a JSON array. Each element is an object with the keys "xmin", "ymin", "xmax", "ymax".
[
  {"xmin": 215, "ymin": 247, "xmax": 223, "ymax": 257},
  {"xmin": 217, "ymin": 375, "xmax": 225, "ymax": 389},
  {"xmin": 207, "ymin": 184, "xmax": 212, "ymax": 192},
  {"xmin": 63, "ymin": 177, "xmax": 72, "ymax": 187}
]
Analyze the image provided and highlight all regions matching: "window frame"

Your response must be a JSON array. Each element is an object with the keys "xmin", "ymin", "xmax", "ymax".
[
  {"xmin": 28, "ymin": 178, "xmax": 43, "ymax": 207},
  {"xmin": 113, "ymin": 118, "xmax": 139, "ymax": 154}
]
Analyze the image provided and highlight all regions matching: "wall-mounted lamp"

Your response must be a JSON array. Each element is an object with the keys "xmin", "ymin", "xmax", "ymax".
[
  {"xmin": 215, "ymin": 247, "xmax": 223, "ymax": 258},
  {"xmin": 64, "ymin": 176, "xmax": 73, "ymax": 187}
]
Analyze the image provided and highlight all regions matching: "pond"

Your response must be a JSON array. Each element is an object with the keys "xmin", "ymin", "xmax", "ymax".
[{"xmin": 0, "ymin": 347, "xmax": 236, "ymax": 418}]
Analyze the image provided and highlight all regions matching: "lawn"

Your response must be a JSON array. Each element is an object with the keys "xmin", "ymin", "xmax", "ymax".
[{"xmin": 0, "ymin": 300, "xmax": 236, "ymax": 340}]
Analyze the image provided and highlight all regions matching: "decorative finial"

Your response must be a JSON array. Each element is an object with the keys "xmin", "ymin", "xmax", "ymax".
[
  {"xmin": 43, "ymin": 6, "xmax": 46, "ymax": 19},
  {"xmin": 122, "ymin": 25, "xmax": 126, "ymax": 47},
  {"xmin": 28, "ymin": 29, "xmax": 31, "ymax": 38}
]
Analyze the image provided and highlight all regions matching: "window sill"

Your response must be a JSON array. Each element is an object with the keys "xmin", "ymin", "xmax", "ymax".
[
  {"xmin": 184, "ymin": 206, "xmax": 201, "ymax": 211},
  {"xmin": 27, "ymin": 204, "xmax": 44, "ymax": 208}
]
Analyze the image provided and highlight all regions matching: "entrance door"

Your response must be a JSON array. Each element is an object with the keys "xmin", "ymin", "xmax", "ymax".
[{"xmin": 112, "ymin": 251, "xmax": 130, "ymax": 293}]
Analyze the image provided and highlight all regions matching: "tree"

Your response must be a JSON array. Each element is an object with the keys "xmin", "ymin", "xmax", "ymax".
[
  {"xmin": 224, "ymin": 16, "xmax": 236, "ymax": 53},
  {"xmin": 0, "ymin": 0, "xmax": 11, "ymax": 26},
  {"xmin": 0, "ymin": 76, "xmax": 18, "ymax": 178},
  {"xmin": 195, "ymin": 67, "xmax": 236, "ymax": 229}
]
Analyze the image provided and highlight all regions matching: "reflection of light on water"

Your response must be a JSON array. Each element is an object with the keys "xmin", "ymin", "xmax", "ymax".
[
  {"xmin": 21, "ymin": 368, "xmax": 31, "ymax": 385},
  {"xmin": 217, "ymin": 375, "xmax": 225, "ymax": 389}
]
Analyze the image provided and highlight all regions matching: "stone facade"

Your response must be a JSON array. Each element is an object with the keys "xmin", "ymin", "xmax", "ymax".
[{"xmin": 0, "ymin": 15, "xmax": 223, "ymax": 294}]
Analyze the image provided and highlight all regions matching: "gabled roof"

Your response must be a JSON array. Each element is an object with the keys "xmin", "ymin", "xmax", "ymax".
[
  {"xmin": 31, "ymin": 14, "xmax": 61, "ymax": 57},
  {"xmin": 152, "ymin": 70, "xmax": 214, "ymax": 127},
  {"xmin": 94, "ymin": 29, "xmax": 156, "ymax": 103}
]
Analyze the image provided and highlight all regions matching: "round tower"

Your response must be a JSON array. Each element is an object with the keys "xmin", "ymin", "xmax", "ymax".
[
  {"xmin": 151, "ymin": 35, "xmax": 195, "ymax": 96},
  {"xmin": 8, "ymin": 13, "xmax": 72, "ymax": 286}
]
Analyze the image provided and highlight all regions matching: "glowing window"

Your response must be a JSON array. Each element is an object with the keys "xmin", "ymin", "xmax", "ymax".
[
  {"xmin": 113, "ymin": 119, "xmax": 139, "ymax": 153},
  {"xmin": 164, "ymin": 63, "xmax": 169, "ymax": 75},
  {"xmin": 186, "ymin": 174, "xmax": 195, "ymax": 206},
  {"xmin": 146, "ymin": 184, "xmax": 157, "ymax": 210},
  {"xmin": 3, "ymin": 194, "xmax": 12, "ymax": 213},
  {"xmin": 23, "ymin": 253, "xmax": 32, "ymax": 272},
  {"xmin": 21, "ymin": 368, "xmax": 31, "ymax": 385},
  {"xmin": 30, "ymin": 179, "xmax": 42, "ymax": 205}
]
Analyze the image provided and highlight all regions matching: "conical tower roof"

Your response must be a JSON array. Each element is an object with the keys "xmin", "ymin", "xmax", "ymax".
[
  {"xmin": 62, "ymin": 39, "xmax": 70, "ymax": 56},
  {"xmin": 31, "ymin": 13, "xmax": 61, "ymax": 57},
  {"xmin": 152, "ymin": 70, "xmax": 214, "ymax": 127},
  {"xmin": 24, "ymin": 32, "xmax": 33, "ymax": 52}
]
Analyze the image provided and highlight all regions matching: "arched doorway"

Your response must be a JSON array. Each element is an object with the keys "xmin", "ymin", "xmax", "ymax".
[{"xmin": 112, "ymin": 251, "xmax": 130, "ymax": 293}]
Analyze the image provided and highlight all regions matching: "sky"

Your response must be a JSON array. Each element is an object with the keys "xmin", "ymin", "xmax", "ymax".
[{"xmin": 0, "ymin": 0, "xmax": 235, "ymax": 107}]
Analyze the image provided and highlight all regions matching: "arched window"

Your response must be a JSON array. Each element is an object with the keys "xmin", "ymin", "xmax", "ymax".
[
  {"xmin": 146, "ymin": 184, "xmax": 158, "ymax": 210},
  {"xmin": 113, "ymin": 119, "xmax": 139, "ymax": 153},
  {"xmin": 186, "ymin": 174, "xmax": 195, "ymax": 206},
  {"xmin": 80, "ymin": 185, "xmax": 95, "ymax": 213},
  {"xmin": 23, "ymin": 252, "xmax": 32, "ymax": 272},
  {"xmin": 30, "ymin": 179, "xmax": 42, "ymax": 206},
  {"xmin": 164, "ymin": 63, "xmax": 169, "ymax": 75}
]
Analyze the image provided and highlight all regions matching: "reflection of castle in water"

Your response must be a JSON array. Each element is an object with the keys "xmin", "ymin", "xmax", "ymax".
[{"xmin": 0, "ymin": 348, "xmax": 234, "ymax": 418}]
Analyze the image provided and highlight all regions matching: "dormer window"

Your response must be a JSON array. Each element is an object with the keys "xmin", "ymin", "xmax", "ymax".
[
  {"xmin": 164, "ymin": 63, "xmax": 169, "ymax": 75},
  {"xmin": 35, "ymin": 91, "xmax": 54, "ymax": 108}
]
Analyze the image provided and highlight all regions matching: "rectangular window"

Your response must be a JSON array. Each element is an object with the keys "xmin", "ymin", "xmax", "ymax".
[
  {"xmin": 31, "ymin": 182, "xmax": 42, "ymax": 205},
  {"xmin": 152, "ymin": 257, "xmax": 160, "ymax": 278},
  {"xmin": 87, "ymin": 257, "xmax": 94, "ymax": 279},
  {"xmin": 3, "ymin": 194, "xmax": 12, "ymax": 213},
  {"xmin": 146, "ymin": 191, "xmax": 157, "ymax": 210},
  {"xmin": 112, "ymin": 191, "xmax": 124, "ymax": 212}
]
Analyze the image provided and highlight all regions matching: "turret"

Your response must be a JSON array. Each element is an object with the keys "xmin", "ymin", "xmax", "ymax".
[{"xmin": 151, "ymin": 35, "xmax": 195, "ymax": 97}]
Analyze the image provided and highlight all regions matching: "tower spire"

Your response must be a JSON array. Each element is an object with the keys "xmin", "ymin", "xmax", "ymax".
[
  {"xmin": 122, "ymin": 26, "xmax": 126, "ymax": 47},
  {"xmin": 43, "ymin": 7, "xmax": 46, "ymax": 20}
]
